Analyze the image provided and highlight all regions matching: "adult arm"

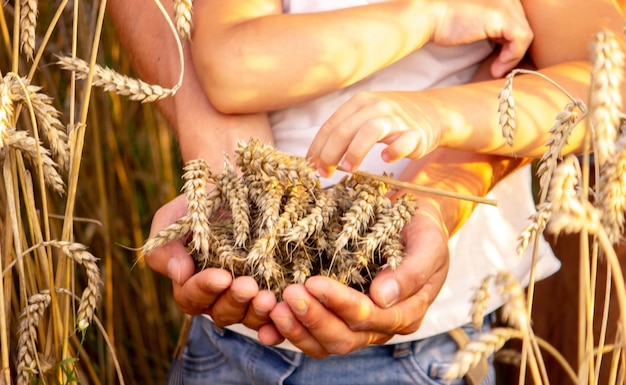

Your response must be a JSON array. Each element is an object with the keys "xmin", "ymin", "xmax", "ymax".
[
  {"xmin": 190, "ymin": 0, "xmax": 532, "ymax": 112},
  {"xmin": 107, "ymin": 0, "xmax": 276, "ymax": 328},
  {"xmin": 307, "ymin": 0, "xmax": 625, "ymax": 174}
]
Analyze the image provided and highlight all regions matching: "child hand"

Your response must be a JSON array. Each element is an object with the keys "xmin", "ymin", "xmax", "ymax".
[{"xmin": 307, "ymin": 91, "xmax": 441, "ymax": 177}]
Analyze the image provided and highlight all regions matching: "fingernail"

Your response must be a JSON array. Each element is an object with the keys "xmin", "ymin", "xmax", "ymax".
[
  {"xmin": 167, "ymin": 258, "xmax": 182, "ymax": 284},
  {"xmin": 274, "ymin": 314, "xmax": 294, "ymax": 332},
  {"xmin": 339, "ymin": 159, "xmax": 353, "ymax": 171},
  {"xmin": 379, "ymin": 278, "xmax": 400, "ymax": 308},
  {"xmin": 290, "ymin": 299, "xmax": 308, "ymax": 316},
  {"xmin": 232, "ymin": 291, "xmax": 251, "ymax": 303}
]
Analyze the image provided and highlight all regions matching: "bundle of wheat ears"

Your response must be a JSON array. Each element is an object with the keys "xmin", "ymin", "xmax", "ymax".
[{"xmin": 143, "ymin": 138, "xmax": 417, "ymax": 294}]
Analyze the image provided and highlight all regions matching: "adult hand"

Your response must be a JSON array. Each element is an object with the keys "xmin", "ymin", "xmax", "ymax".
[
  {"xmin": 430, "ymin": 0, "xmax": 532, "ymax": 78},
  {"xmin": 307, "ymin": 91, "xmax": 440, "ymax": 177},
  {"xmin": 145, "ymin": 194, "xmax": 277, "ymax": 330},
  {"xmin": 262, "ymin": 199, "xmax": 450, "ymax": 357}
]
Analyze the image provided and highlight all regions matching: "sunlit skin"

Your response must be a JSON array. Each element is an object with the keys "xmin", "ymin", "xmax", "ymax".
[
  {"xmin": 308, "ymin": 63, "xmax": 596, "ymax": 176},
  {"xmin": 191, "ymin": 0, "xmax": 533, "ymax": 113}
]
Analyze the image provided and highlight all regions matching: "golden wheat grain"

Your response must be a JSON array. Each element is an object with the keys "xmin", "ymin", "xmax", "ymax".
[
  {"xmin": 442, "ymin": 327, "xmax": 517, "ymax": 381},
  {"xmin": 219, "ymin": 156, "xmax": 251, "ymax": 247},
  {"xmin": 361, "ymin": 194, "xmax": 416, "ymax": 257},
  {"xmin": 16, "ymin": 290, "xmax": 51, "ymax": 385},
  {"xmin": 283, "ymin": 188, "xmax": 336, "ymax": 244},
  {"xmin": 516, "ymin": 202, "xmax": 551, "ymax": 257},
  {"xmin": 255, "ymin": 178, "xmax": 285, "ymax": 237},
  {"xmin": 536, "ymin": 100, "xmax": 586, "ymax": 199},
  {"xmin": 498, "ymin": 71, "xmax": 517, "ymax": 146},
  {"xmin": 546, "ymin": 155, "xmax": 602, "ymax": 235},
  {"xmin": 209, "ymin": 220, "xmax": 247, "ymax": 272},
  {"xmin": 380, "ymin": 233, "xmax": 404, "ymax": 271},
  {"xmin": 19, "ymin": 0, "xmax": 38, "ymax": 60},
  {"xmin": 141, "ymin": 216, "xmax": 192, "ymax": 255},
  {"xmin": 182, "ymin": 159, "xmax": 213, "ymax": 257},
  {"xmin": 0, "ymin": 80, "xmax": 14, "ymax": 148},
  {"xmin": 236, "ymin": 138, "xmax": 319, "ymax": 189},
  {"xmin": 495, "ymin": 271, "xmax": 529, "ymax": 333},
  {"xmin": 49, "ymin": 241, "xmax": 102, "ymax": 330},
  {"xmin": 470, "ymin": 275, "xmax": 493, "ymax": 330},
  {"xmin": 276, "ymin": 184, "xmax": 312, "ymax": 234},
  {"xmin": 590, "ymin": 29, "xmax": 624, "ymax": 166},
  {"xmin": 6, "ymin": 76, "xmax": 71, "ymax": 170},
  {"xmin": 2, "ymin": 128, "xmax": 65, "ymax": 194},
  {"xmin": 596, "ymin": 132, "xmax": 626, "ymax": 244},
  {"xmin": 334, "ymin": 182, "xmax": 380, "ymax": 250},
  {"xmin": 57, "ymin": 56, "xmax": 176, "ymax": 103},
  {"xmin": 174, "ymin": 0, "xmax": 193, "ymax": 40}
]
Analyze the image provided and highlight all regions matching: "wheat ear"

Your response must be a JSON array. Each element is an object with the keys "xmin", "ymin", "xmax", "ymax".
[
  {"xmin": 182, "ymin": 159, "xmax": 213, "ymax": 257},
  {"xmin": 442, "ymin": 327, "xmax": 518, "ymax": 381},
  {"xmin": 498, "ymin": 72, "xmax": 517, "ymax": 146},
  {"xmin": 16, "ymin": 290, "xmax": 51, "ymax": 385},
  {"xmin": 2, "ymin": 129, "xmax": 65, "ymax": 194},
  {"xmin": 589, "ymin": 29, "xmax": 624, "ymax": 166},
  {"xmin": 174, "ymin": 0, "xmax": 193, "ymax": 40},
  {"xmin": 57, "ymin": 56, "xmax": 176, "ymax": 103},
  {"xmin": 6, "ymin": 75, "xmax": 70, "ymax": 170},
  {"xmin": 19, "ymin": 0, "xmax": 38, "ymax": 60}
]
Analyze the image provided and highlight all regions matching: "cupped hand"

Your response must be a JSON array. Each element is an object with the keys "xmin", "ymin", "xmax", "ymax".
[
  {"xmin": 430, "ymin": 0, "xmax": 532, "ymax": 78},
  {"xmin": 263, "ymin": 199, "xmax": 450, "ymax": 357},
  {"xmin": 307, "ymin": 91, "xmax": 440, "ymax": 177},
  {"xmin": 145, "ymin": 194, "xmax": 276, "ymax": 330}
]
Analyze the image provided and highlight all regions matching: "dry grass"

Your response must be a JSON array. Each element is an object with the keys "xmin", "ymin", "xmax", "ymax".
[{"xmin": 1, "ymin": 1, "xmax": 626, "ymax": 385}]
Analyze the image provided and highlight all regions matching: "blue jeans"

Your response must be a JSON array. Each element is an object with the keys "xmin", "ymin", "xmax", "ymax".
[{"xmin": 181, "ymin": 316, "xmax": 495, "ymax": 385}]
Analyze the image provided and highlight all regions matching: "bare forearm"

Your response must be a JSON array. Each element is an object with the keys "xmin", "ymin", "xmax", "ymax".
[
  {"xmin": 396, "ymin": 150, "xmax": 527, "ymax": 235},
  {"xmin": 191, "ymin": 0, "xmax": 435, "ymax": 113},
  {"xmin": 107, "ymin": 0, "xmax": 273, "ymax": 166},
  {"xmin": 428, "ymin": 61, "xmax": 593, "ymax": 157}
]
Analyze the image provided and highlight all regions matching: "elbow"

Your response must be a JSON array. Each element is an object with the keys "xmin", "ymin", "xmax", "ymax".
[{"xmin": 191, "ymin": 48, "xmax": 265, "ymax": 114}]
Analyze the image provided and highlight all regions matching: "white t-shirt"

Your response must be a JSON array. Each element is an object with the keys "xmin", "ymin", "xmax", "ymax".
[{"xmin": 225, "ymin": 0, "xmax": 561, "ymax": 349}]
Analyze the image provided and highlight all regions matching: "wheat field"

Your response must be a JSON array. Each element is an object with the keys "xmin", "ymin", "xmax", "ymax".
[{"xmin": 1, "ymin": 1, "xmax": 626, "ymax": 385}]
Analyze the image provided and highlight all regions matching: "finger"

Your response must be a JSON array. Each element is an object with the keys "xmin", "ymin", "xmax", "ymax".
[
  {"xmin": 145, "ymin": 240, "xmax": 196, "ymax": 285},
  {"xmin": 340, "ymin": 116, "xmax": 394, "ymax": 172},
  {"xmin": 304, "ymin": 276, "xmax": 413, "ymax": 336},
  {"xmin": 257, "ymin": 322, "xmax": 285, "ymax": 346},
  {"xmin": 317, "ymin": 106, "xmax": 387, "ymax": 174},
  {"xmin": 173, "ymin": 268, "xmax": 232, "ymax": 315},
  {"xmin": 145, "ymin": 194, "xmax": 193, "ymax": 283},
  {"xmin": 211, "ymin": 276, "xmax": 260, "ymax": 326},
  {"xmin": 492, "ymin": 26, "xmax": 533, "ymax": 78},
  {"xmin": 241, "ymin": 290, "xmax": 277, "ymax": 330},
  {"xmin": 307, "ymin": 101, "xmax": 361, "ymax": 165},
  {"xmin": 269, "ymin": 300, "xmax": 328, "ymax": 357},
  {"xmin": 369, "ymin": 212, "xmax": 449, "ymax": 308},
  {"xmin": 381, "ymin": 129, "xmax": 430, "ymax": 163}
]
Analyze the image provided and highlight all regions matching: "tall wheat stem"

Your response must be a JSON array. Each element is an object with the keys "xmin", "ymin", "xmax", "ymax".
[
  {"xmin": 0, "ymin": 241, "xmax": 9, "ymax": 385},
  {"xmin": 59, "ymin": 0, "xmax": 109, "ymax": 374}
]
